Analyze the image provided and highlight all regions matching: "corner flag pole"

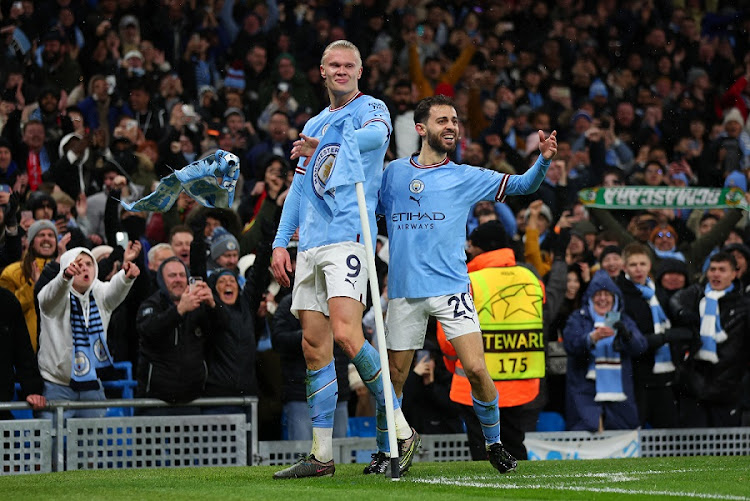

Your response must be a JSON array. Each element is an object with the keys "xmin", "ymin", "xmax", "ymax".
[{"xmin": 354, "ymin": 181, "xmax": 401, "ymax": 480}]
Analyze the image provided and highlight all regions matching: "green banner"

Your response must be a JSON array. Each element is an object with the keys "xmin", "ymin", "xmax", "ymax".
[{"xmin": 578, "ymin": 186, "xmax": 748, "ymax": 210}]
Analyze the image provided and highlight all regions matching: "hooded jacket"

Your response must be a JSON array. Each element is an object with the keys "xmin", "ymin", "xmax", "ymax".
[
  {"xmin": 37, "ymin": 247, "xmax": 135, "ymax": 386},
  {"xmin": 135, "ymin": 257, "xmax": 217, "ymax": 403},
  {"xmin": 562, "ymin": 271, "xmax": 647, "ymax": 431}
]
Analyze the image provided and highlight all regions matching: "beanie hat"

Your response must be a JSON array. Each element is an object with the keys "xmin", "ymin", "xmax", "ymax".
[
  {"xmin": 207, "ymin": 267, "xmax": 238, "ymax": 292},
  {"xmin": 469, "ymin": 220, "xmax": 509, "ymax": 252},
  {"xmin": 28, "ymin": 192, "xmax": 58, "ymax": 218},
  {"xmin": 654, "ymin": 258, "xmax": 689, "ymax": 283},
  {"xmin": 524, "ymin": 203, "xmax": 553, "ymax": 223},
  {"xmin": 573, "ymin": 219, "xmax": 598, "ymax": 236},
  {"xmin": 599, "ymin": 245, "xmax": 622, "ymax": 264},
  {"xmin": 27, "ymin": 219, "xmax": 57, "ymax": 243},
  {"xmin": 724, "ymin": 170, "xmax": 747, "ymax": 191},
  {"xmin": 210, "ymin": 227, "xmax": 239, "ymax": 261},
  {"xmin": 588, "ymin": 79, "xmax": 608, "ymax": 99},
  {"xmin": 224, "ymin": 66, "xmax": 246, "ymax": 90},
  {"xmin": 723, "ymin": 107, "xmax": 745, "ymax": 127}
]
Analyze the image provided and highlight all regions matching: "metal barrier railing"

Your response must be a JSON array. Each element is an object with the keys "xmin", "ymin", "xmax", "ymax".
[{"xmin": 0, "ymin": 397, "xmax": 258, "ymax": 472}]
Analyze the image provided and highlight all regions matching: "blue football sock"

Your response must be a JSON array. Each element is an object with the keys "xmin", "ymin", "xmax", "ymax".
[
  {"xmin": 352, "ymin": 342, "xmax": 401, "ymax": 452},
  {"xmin": 472, "ymin": 393, "xmax": 501, "ymax": 447},
  {"xmin": 307, "ymin": 360, "xmax": 338, "ymax": 429}
]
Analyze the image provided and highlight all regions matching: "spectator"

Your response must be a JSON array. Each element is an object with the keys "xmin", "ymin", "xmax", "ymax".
[
  {"xmin": 0, "ymin": 219, "xmax": 61, "ymax": 352},
  {"xmin": 33, "ymin": 28, "xmax": 83, "ymax": 96},
  {"xmin": 617, "ymin": 242, "xmax": 694, "ymax": 429},
  {"xmin": 563, "ymin": 270, "xmax": 647, "ymax": 431},
  {"xmin": 406, "ymin": 28, "xmax": 476, "ymax": 101},
  {"xmin": 245, "ymin": 111, "xmax": 293, "ymax": 186},
  {"xmin": 36, "ymin": 247, "xmax": 138, "ymax": 423},
  {"xmin": 599, "ymin": 245, "xmax": 624, "ymax": 280},
  {"xmin": 202, "ymin": 251, "xmax": 270, "ymax": 414},
  {"xmin": 386, "ymin": 79, "xmax": 420, "ymax": 161},
  {"xmin": 135, "ymin": 256, "xmax": 216, "ymax": 413},
  {"xmin": 168, "ymin": 225, "xmax": 193, "ymax": 267},
  {"xmin": 9, "ymin": 120, "xmax": 57, "ymax": 193},
  {"xmin": 127, "ymin": 79, "xmax": 167, "ymax": 141},
  {"xmin": 0, "ymin": 287, "xmax": 45, "ymax": 419},
  {"xmin": 77, "ymin": 74, "xmax": 133, "ymax": 146},
  {"xmin": 669, "ymin": 252, "xmax": 750, "ymax": 428}
]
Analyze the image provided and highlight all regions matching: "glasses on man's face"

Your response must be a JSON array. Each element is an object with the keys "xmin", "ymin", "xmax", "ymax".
[{"xmin": 657, "ymin": 231, "xmax": 673, "ymax": 239}]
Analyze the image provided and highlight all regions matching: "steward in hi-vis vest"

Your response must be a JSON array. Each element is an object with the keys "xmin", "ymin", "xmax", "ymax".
[
  {"xmin": 438, "ymin": 225, "xmax": 547, "ymax": 461},
  {"xmin": 438, "ymin": 248, "xmax": 545, "ymax": 408}
]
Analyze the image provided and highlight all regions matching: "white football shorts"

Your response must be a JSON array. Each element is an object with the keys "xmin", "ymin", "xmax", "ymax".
[
  {"xmin": 291, "ymin": 241, "xmax": 368, "ymax": 318},
  {"xmin": 385, "ymin": 292, "xmax": 480, "ymax": 350}
]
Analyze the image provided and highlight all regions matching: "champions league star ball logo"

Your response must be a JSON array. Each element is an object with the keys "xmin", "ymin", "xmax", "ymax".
[
  {"xmin": 409, "ymin": 179, "xmax": 425, "ymax": 194},
  {"xmin": 312, "ymin": 143, "xmax": 340, "ymax": 199}
]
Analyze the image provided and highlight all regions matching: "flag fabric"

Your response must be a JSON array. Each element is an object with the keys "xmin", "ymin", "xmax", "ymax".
[
  {"xmin": 302, "ymin": 119, "xmax": 364, "ymax": 222},
  {"xmin": 578, "ymin": 186, "xmax": 748, "ymax": 210},
  {"xmin": 120, "ymin": 150, "xmax": 240, "ymax": 212}
]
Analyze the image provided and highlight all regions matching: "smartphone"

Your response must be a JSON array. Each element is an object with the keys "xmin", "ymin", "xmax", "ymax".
[
  {"xmin": 188, "ymin": 277, "xmax": 203, "ymax": 292},
  {"xmin": 604, "ymin": 311, "xmax": 620, "ymax": 328},
  {"xmin": 189, "ymin": 276, "xmax": 203, "ymax": 292},
  {"xmin": 0, "ymin": 184, "xmax": 10, "ymax": 193},
  {"xmin": 415, "ymin": 349, "xmax": 430, "ymax": 363},
  {"xmin": 115, "ymin": 231, "xmax": 129, "ymax": 250},
  {"xmin": 20, "ymin": 210, "xmax": 32, "ymax": 220}
]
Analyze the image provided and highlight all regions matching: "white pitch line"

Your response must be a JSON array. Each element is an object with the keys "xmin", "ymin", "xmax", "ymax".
[{"xmin": 413, "ymin": 477, "xmax": 750, "ymax": 500}]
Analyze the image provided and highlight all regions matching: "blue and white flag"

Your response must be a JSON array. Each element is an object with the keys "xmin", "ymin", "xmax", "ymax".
[
  {"xmin": 120, "ymin": 150, "xmax": 240, "ymax": 212},
  {"xmin": 302, "ymin": 119, "xmax": 364, "ymax": 222}
]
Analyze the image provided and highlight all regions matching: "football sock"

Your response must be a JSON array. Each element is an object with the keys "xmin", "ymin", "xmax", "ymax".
[
  {"xmin": 307, "ymin": 360, "xmax": 337, "ymax": 462},
  {"xmin": 352, "ymin": 342, "xmax": 407, "ymax": 452},
  {"xmin": 472, "ymin": 392, "xmax": 501, "ymax": 447}
]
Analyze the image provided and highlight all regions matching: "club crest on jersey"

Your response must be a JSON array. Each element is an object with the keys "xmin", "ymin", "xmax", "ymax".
[
  {"xmin": 409, "ymin": 179, "xmax": 425, "ymax": 194},
  {"xmin": 312, "ymin": 143, "xmax": 340, "ymax": 199}
]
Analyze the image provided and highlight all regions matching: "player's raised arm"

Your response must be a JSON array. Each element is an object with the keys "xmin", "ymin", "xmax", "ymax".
[{"xmin": 504, "ymin": 130, "xmax": 557, "ymax": 196}]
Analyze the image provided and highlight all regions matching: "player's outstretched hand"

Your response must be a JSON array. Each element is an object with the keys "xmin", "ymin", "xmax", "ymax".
[
  {"xmin": 271, "ymin": 247, "xmax": 292, "ymax": 288},
  {"xmin": 290, "ymin": 134, "xmax": 320, "ymax": 166},
  {"xmin": 539, "ymin": 130, "xmax": 557, "ymax": 160}
]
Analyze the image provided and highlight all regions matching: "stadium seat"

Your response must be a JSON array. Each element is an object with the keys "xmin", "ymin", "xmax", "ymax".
[
  {"xmin": 102, "ymin": 361, "xmax": 137, "ymax": 417},
  {"xmin": 347, "ymin": 416, "xmax": 376, "ymax": 437},
  {"xmin": 536, "ymin": 411, "xmax": 566, "ymax": 432}
]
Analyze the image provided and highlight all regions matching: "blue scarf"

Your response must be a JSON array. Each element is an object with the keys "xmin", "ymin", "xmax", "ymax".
[
  {"xmin": 70, "ymin": 292, "xmax": 112, "ymax": 388},
  {"xmin": 586, "ymin": 302, "xmax": 626, "ymax": 402},
  {"xmin": 633, "ymin": 277, "xmax": 675, "ymax": 374},
  {"xmin": 697, "ymin": 283, "xmax": 732, "ymax": 364},
  {"xmin": 651, "ymin": 245, "xmax": 686, "ymax": 262},
  {"xmin": 120, "ymin": 150, "xmax": 240, "ymax": 212}
]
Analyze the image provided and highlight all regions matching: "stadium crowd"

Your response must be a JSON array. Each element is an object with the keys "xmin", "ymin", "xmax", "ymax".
[{"xmin": 1, "ymin": 0, "xmax": 749, "ymax": 450}]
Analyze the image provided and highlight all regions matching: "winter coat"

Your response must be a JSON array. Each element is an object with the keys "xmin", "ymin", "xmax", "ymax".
[
  {"xmin": 563, "ymin": 271, "xmax": 647, "ymax": 431},
  {"xmin": 37, "ymin": 247, "xmax": 134, "ymax": 386},
  {"xmin": 669, "ymin": 281, "xmax": 750, "ymax": 404}
]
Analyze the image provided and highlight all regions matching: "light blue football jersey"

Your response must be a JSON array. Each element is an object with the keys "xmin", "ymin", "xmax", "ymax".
[
  {"xmin": 379, "ymin": 154, "xmax": 549, "ymax": 299},
  {"xmin": 273, "ymin": 93, "xmax": 391, "ymax": 252}
]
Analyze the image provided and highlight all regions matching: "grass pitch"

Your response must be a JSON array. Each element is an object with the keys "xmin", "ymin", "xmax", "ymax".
[{"xmin": 1, "ymin": 456, "xmax": 749, "ymax": 500}]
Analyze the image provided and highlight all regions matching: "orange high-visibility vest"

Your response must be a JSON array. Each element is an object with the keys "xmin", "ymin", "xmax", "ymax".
[{"xmin": 437, "ymin": 248, "xmax": 544, "ymax": 407}]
